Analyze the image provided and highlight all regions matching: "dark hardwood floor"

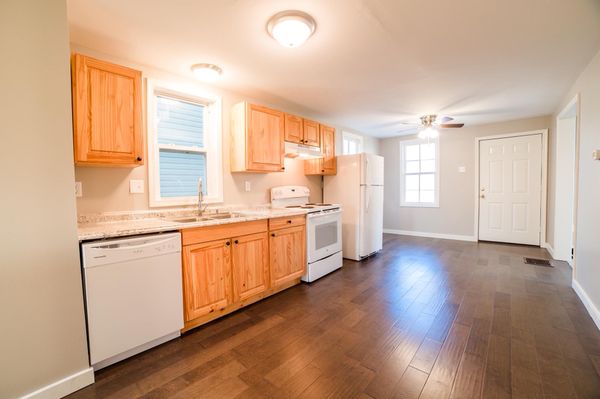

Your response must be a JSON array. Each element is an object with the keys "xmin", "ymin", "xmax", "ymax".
[{"xmin": 67, "ymin": 234, "xmax": 600, "ymax": 398}]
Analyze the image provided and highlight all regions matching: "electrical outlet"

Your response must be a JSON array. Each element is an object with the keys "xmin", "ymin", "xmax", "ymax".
[
  {"xmin": 129, "ymin": 179, "xmax": 144, "ymax": 194},
  {"xmin": 245, "ymin": 181, "xmax": 251, "ymax": 192},
  {"xmin": 75, "ymin": 182, "xmax": 83, "ymax": 198}
]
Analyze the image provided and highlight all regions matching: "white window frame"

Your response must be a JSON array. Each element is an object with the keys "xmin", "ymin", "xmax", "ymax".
[
  {"xmin": 147, "ymin": 80, "xmax": 223, "ymax": 207},
  {"xmin": 399, "ymin": 137, "xmax": 440, "ymax": 208},
  {"xmin": 342, "ymin": 131, "xmax": 363, "ymax": 155}
]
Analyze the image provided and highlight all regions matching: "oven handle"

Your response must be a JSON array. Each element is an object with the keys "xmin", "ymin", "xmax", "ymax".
[{"xmin": 307, "ymin": 209, "xmax": 342, "ymax": 219}]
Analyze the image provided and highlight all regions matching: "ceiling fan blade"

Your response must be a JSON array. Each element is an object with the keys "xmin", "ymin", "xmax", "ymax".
[
  {"xmin": 440, "ymin": 123, "xmax": 464, "ymax": 128},
  {"xmin": 437, "ymin": 116, "xmax": 454, "ymax": 123}
]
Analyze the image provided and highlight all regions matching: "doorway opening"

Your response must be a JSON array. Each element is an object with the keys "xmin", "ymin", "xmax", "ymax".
[{"xmin": 553, "ymin": 95, "xmax": 579, "ymax": 266}]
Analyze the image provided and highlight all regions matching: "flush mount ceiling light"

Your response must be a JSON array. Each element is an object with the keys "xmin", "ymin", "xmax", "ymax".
[
  {"xmin": 267, "ymin": 10, "xmax": 316, "ymax": 48},
  {"xmin": 418, "ymin": 126, "xmax": 439, "ymax": 140},
  {"xmin": 190, "ymin": 63, "xmax": 223, "ymax": 82}
]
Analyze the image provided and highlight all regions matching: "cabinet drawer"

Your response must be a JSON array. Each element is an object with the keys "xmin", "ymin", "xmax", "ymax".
[
  {"xmin": 269, "ymin": 215, "xmax": 306, "ymax": 231},
  {"xmin": 182, "ymin": 220, "xmax": 268, "ymax": 246}
]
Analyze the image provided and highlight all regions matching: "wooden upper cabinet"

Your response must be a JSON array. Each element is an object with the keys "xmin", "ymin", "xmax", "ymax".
[
  {"xmin": 321, "ymin": 124, "xmax": 337, "ymax": 174},
  {"xmin": 303, "ymin": 119, "xmax": 321, "ymax": 147},
  {"xmin": 231, "ymin": 102, "xmax": 285, "ymax": 173},
  {"xmin": 284, "ymin": 113, "xmax": 304, "ymax": 144},
  {"xmin": 231, "ymin": 232, "xmax": 270, "ymax": 302},
  {"xmin": 269, "ymin": 225, "xmax": 306, "ymax": 288},
  {"xmin": 304, "ymin": 124, "xmax": 337, "ymax": 175},
  {"xmin": 71, "ymin": 53, "xmax": 143, "ymax": 167},
  {"xmin": 182, "ymin": 239, "xmax": 232, "ymax": 322}
]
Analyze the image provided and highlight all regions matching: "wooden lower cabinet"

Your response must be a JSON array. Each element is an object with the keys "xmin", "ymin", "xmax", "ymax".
[
  {"xmin": 182, "ymin": 238, "xmax": 232, "ymax": 322},
  {"xmin": 270, "ymin": 225, "xmax": 306, "ymax": 287},
  {"xmin": 181, "ymin": 217, "xmax": 306, "ymax": 332},
  {"xmin": 231, "ymin": 232, "xmax": 269, "ymax": 302}
]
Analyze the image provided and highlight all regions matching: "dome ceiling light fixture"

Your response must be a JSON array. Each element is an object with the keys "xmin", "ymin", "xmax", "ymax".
[
  {"xmin": 190, "ymin": 63, "xmax": 223, "ymax": 82},
  {"xmin": 267, "ymin": 10, "xmax": 317, "ymax": 48}
]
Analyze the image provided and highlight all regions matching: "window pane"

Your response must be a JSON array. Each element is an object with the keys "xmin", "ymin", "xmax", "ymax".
[
  {"xmin": 406, "ymin": 175, "xmax": 419, "ymax": 190},
  {"xmin": 405, "ymin": 190, "xmax": 419, "ymax": 203},
  {"xmin": 420, "ymin": 143, "xmax": 435, "ymax": 160},
  {"xmin": 420, "ymin": 190, "xmax": 435, "ymax": 203},
  {"xmin": 157, "ymin": 96, "xmax": 205, "ymax": 147},
  {"xmin": 405, "ymin": 144, "xmax": 420, "ymax": 160},
  {"xmin": 159, "ymin": 149, "xmax": 206, "ymax": 197},
  {"xmin": 421, "ymin": 159, "xmax": 436, "ymax": 173},
  {"xmin": 343, "ymin": 140, "xmax": 349, "ymax": 155},
  {"xmin": 420, "ymin": 174, "xmax": 434, "ymax": 190},
  {"xmin": 406, "ymin": 160, "xmax": 420, "ymax": 173}
]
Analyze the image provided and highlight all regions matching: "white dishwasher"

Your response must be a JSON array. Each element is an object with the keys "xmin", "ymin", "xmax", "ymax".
[{"xmin": 81, "ymin": 232, "xmax": 183, "ymax": 370}]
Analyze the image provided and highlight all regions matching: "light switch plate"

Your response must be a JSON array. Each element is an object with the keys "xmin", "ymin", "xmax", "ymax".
[
  {"xmin": 245, "ymin": 181, "xmax": 251, "ymax": 192},
  {"xmin": 75, "ymin": 182, "xmax": 83, "ymax": 198},
  {"xmin": 129, "ymin": 179, "xmax": 144, "ymax": 194},
  {"xmin": 458, "ymin": 166, "xmax": 466, "ymax": 173},
  {"xmin": 593, "ymin": 150, "xmax": 600, "ymax": 161}
]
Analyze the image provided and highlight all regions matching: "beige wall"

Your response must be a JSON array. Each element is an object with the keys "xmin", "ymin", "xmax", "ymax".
[
  {"xmin": 550, "ymin": 47, "xmax": 600, "ymax": 315},
  {"xmin": 0, "ymin": 1, "xmax": 90, "ymax": 398},
  {"xmin": 379, "ymin": 116, "xmax": 552, "ymax": 237},
  {"xmin": 72, "ymin": 47, "xmax": 377, "ymax": 214}
]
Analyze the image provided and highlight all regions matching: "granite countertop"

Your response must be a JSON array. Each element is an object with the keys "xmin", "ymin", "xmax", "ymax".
[{"xmin": 77, "ymin": 208, "xmax": 309, "ymax": 241}]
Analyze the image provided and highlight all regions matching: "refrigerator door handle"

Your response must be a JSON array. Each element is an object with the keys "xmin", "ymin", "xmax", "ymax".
[{"xmin": 366, "ymin": 187, "xmax": 370, "ymax": 212}]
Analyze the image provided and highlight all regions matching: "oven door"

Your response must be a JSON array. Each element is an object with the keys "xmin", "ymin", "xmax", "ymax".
[{"xmin": 307, "ymin": 210, "xmax": 342, "ymax": 264}]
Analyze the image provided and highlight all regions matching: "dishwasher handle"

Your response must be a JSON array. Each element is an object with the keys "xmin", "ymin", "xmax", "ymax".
[{"xmin": 82, "ymin": 233, "xmax": 181, "ymax": 268}]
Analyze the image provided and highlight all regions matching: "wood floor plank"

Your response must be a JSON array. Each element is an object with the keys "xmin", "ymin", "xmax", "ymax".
[{"xmin": 66, "ymin": 235, "xmax": 600, "ymax": 399}]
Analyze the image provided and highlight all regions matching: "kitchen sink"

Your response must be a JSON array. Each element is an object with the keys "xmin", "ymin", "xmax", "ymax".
[{"xmin": 164, "ymin": 213, "xmax": 243, "ymax": 223}]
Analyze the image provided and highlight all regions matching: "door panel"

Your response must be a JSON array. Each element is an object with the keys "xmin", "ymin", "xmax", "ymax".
[
  {"xmin": 183, "ymin": 239, "xmax": 232, "ymax": 321},
  {"xmin": 479, "ymin": 134, "xmax": 542, "ymax": 245},
  {"xmin": 359, "ymin": 185, "xmax": 384, "ymax": 257},
  {"xmin": 284, "ymin": 114, "xmax": 303, "ymax": 144},
  {"xmin": 303, "ymin": 119, "xmax": 320, "ymax": 147},
  {"xmin": 231, "ymin": 232, "xmax": 269, "ymax": 302},
  {"xmin": 269, "ymin": 226, "xmax": 306, "ymax": 287},
  {"xmin": 320, "ymin": 124, "xmax": 336, "ymax": 174},
  {"xmin": 247, "ymin": 104, "xmax": 284, "ymax": 171}
]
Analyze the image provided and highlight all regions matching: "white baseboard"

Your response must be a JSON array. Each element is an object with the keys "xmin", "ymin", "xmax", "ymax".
[
  {"xmin": 383, "ymin": 229, "xmax": 477, "ymax": 242},
  {"xmin": 20, "ymin": 367, "xmax": 94, "ymax": 399},
  {"xmin": 572, "ymin": 279, "xmax": 600, "ymax": 331},
  {"xmin": 542, "ymin": 242, "xmax": 555, "ymax": 258}
]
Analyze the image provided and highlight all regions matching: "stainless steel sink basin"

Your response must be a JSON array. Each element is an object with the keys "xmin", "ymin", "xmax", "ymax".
[
  {"xmin": 164, "ymin": 213, "xmax": 243, "ymax": 223},
  {"xmin": 209, "ymin": 213, "xmax": 242, "ymax": 219}
]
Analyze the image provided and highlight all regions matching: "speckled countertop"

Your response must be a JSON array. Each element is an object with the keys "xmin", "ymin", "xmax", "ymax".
[{"xmin": 77, "ymin": 207, "xmax": 309, "ymax": 241}]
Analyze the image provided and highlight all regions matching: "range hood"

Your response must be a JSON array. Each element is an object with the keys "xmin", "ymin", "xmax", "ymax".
[{"xmin": 284, "ymin": 141, "xmax": 323, "ymax": 159}]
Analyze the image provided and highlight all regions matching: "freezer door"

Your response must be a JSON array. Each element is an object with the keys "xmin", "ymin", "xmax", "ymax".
[
  {"xmin": 360, "ymin": 153, "xmax": 384, "ymax": 186},
  {"xmin": 359, "ymin": 185, "xmax": 384, "ymax": 257}
]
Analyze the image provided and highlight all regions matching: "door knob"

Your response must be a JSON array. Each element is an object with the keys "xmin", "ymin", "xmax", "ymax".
[{"xmin": 480, "ymin": 194, "xmax": 485, "ymax": 199}]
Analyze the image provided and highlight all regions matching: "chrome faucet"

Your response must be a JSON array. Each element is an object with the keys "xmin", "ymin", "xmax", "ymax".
[{"xmin": 197, "ymin": 178, "xmax": 208, "ymax": 216}]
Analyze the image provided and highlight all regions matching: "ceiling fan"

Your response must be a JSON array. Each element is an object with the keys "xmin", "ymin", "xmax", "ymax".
[{"xmin": 399, "ymin": 114, "xmax": 464, "ymax": 139}]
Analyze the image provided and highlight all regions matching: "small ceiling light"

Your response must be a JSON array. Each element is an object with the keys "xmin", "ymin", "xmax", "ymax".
[
  {"xmin": 418, "ymin": 126, "xmax": 439, "ymax": 140},
  {"xmin": 191, "ymin": 63, "xmax": 223, "ymax": 82},
  {"xmin": 267, "ymin": 10, "xmax": 316, "ymax": 48}
]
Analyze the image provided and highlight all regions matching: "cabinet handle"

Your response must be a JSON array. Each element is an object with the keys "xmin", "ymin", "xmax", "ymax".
[
  {"xmin": 321, "ymin": 169, "xmax": 325, "ymax": 173},
  {"xmin": 234, "ymin": 239, "xmax": 239, "ymax": 244},
  {"xmin": 136, "ymin": 156, "xmax": 142, "ymax": 162},
  {"xmin": 281, "ymin": 167, "xmax": 285, "ymax": 170},
  {"xmin": 226, "ymin": 241, "xmax": 230, "ymax": 246},
  {"xmin": 271, "ymin": 233, "xmax": 276, "ymax": 237},
  {"xmin": 287, "ymin": 220, "xmax": 292, "ymax": 224}
]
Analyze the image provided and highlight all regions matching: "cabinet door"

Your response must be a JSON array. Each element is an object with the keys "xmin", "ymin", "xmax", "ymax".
[
  {"xmin": 269, "ymin": 225, "xmax": 306, "ymax": 287},
  {"xmin": 321, "ymin": 124, "xmax": 337, "ymax": 175},
  {"xmin": 303, "ymin": 119, "xmax": 321, "ymax": 147},
  {"xmin": 284, "ymin": 114, "xmax": 304, "ymax": 144},
  {"xmin": 183, "ymin": 239, "xmax": 232, "ymax": 321},
  {"xmin": 72, "ymin": 54, "xmax": 143, "ymax": 166},
  {"xmin": 231, "ymin": 232, "xmax": 270, "ymax": 302},
  {"xmin": 247, "ymin": 104, "xmax": 285, "ymax": 172}
]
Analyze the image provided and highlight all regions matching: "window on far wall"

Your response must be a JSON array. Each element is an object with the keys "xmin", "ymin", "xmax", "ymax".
[
  {"xmin": 399, "ymin": 138, "xmax": 439, "ymax": 207},
  {"xmin": 147, "ymin": 81, "xmax": 223, "ymax": 207},
  {"xmin": 342, "ymin": 131, "xmax": 363, "ymax": 155}
]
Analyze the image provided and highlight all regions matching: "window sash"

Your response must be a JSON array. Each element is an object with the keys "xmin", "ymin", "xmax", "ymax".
[{"xmin": 400, "ymin": 139, "xmax": 439, "ymax": 207}]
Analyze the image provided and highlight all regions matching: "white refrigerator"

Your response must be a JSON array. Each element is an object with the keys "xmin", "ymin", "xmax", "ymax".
[{"xmin": 324, "ymin": 153, "xmax": 384, "ymax": 261}]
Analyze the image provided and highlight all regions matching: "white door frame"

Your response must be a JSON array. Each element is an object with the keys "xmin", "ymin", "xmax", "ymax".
[
  {"xmin": 555, "ymin": 94, "xmax": 580, "ymax": 271},
  {"xmin": 474, "ymin": 129, "xmax": 549, "ymax": 246}
]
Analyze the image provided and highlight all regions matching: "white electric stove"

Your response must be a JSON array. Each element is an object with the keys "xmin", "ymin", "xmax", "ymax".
[{"xmin": 271, "ymin": 186, "xmax": 343, "ymax": 282}]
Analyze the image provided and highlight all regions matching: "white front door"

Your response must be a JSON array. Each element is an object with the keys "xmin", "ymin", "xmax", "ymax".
[{"xmin": 479, "ymin": 134, "xmax": 542, "ymax": 245}]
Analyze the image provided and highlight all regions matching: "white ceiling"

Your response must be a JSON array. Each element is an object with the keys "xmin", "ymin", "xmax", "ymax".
[{"xmin": 67, "ymin": 0, "xmax": 600, "ymax": 138}]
